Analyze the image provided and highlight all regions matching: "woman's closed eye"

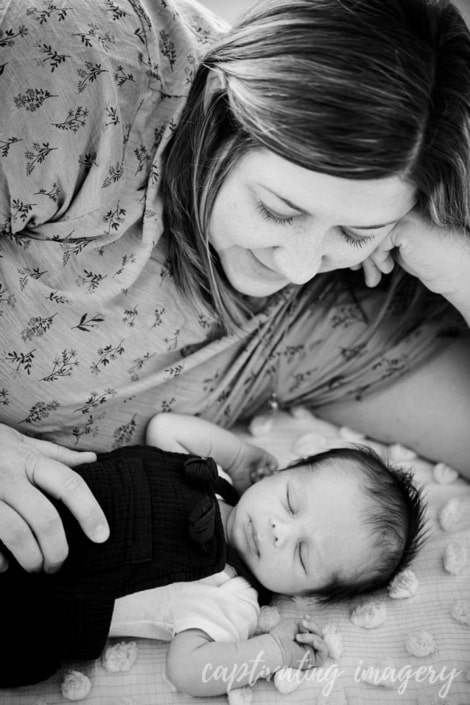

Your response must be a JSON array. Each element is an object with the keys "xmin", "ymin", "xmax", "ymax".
[
  {"xmin": 256, "ymin": 200, "xmax": 295, "ymax": 226},
  {"xmin": 340, "ymin": 228, "xmax": 375, "ymax": 248},
  {"xmin": 257, "ymin": 199, "xmax": 378, "ymax": 249}
]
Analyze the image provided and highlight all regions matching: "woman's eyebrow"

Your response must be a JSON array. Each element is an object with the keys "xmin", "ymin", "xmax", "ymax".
[
  {"xmin": 257, "ymin": 185, "xmax": 309, "ymax": 214},
  {"xmin": 352, "ymin": 220, "xmax": 397, "ymax": 230},
  {"xmin": 258, "ymin": 185, "xmax": 398, "ymax": 229}
]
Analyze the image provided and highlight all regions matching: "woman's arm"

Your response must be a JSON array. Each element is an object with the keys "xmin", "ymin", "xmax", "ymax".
[
  {"xmin": 318, "ymin": 337, "xmax": 470, "ymax": 478},
  {"xmin": 166, "ymin": 617, "xmax": 327, "ymax": 696},
  {"xmin": 339, "ymin": 210, "xmax": 470, "ymax": 477},
  {"xmin": 146, "ymin": 413, "xmax": 278, "ymax": 491}
]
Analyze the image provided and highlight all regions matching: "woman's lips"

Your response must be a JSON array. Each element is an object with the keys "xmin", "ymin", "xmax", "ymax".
[{"xmin": 249, "ymin": 251, "xmax": 285, "ymax": 282}]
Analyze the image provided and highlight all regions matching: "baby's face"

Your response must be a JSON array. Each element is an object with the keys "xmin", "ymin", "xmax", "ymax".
[{"xmin": 226, "ymin": 463, "xmax": 372, "ymax": 594}]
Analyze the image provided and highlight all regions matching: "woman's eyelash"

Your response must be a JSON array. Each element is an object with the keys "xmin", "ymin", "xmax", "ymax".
[
  {"xmin": 256, "ymin": 199, "xmax": 375, "ymax": 248},
  {"xmin": 256, "ymin": 201, "xmax": 295, "ymax": 226},
  {"xmin": 340, "ymin": 228, "xmax": 374, "ymax": 248}
]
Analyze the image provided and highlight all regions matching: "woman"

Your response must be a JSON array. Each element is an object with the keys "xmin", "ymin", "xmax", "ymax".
[{"xmin": 0, "ymin": 0, "xmax": 469, "ymax": 575}]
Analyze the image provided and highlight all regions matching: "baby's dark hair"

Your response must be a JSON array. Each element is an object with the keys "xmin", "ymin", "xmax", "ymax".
[{"xmin": 286, "ymin": 446, "xmax": 427, "ymax": 603}]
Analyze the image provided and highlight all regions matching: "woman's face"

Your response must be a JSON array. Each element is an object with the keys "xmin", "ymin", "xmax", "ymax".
[{"xmin": 208, "ymin": 148, "xmax": 416, "ymax": 297}]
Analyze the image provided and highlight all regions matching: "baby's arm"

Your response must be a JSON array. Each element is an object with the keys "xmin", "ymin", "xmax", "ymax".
[
  {"xmin": 166, "ymin": 617, "xmax": 327, "ymax": 696},
  {"xmin": 146, "ymin": 413, "xmax": 277, "ymax": 492}
]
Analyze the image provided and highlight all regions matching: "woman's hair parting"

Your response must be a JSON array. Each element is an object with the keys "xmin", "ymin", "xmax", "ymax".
[
  {"xmin": 286, "ymin": 446, "xmax": 427, "ymax": 602},
  {"xmin": 161, "ymin": 0, "xmax": 470, "ymax": 328}
]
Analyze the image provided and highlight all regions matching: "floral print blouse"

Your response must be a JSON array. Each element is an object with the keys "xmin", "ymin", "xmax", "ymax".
[{"xmin": 0, "ymin": 0, "xmax": 450, "ymax": 451}]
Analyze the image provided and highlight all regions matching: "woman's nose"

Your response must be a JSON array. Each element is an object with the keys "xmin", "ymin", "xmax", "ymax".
[{"xmin": 272, "ymin": 229, "xmax": 325, "ymax": 285}]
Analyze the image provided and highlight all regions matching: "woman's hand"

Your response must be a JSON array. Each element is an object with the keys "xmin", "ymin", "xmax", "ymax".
[
  {"xmin": 0, "ymin": 424, "xmax": 109, "ymax": 573},
  {"xmin": 354, "ymin": 211, "xmax": 470, "ymax": 320},
  {"xmin": 269, "ymin": 616, "xmax": 328, "ymax": 670}
]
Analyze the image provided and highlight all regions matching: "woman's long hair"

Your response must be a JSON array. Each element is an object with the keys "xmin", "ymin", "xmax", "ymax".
[{"xmin": 161, "ymin": 0, "xmax": 470, "ymax": 330}]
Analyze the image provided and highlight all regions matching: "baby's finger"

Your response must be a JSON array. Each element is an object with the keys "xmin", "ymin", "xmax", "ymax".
[
  {"xmin": 296, "ymin": 634, "xmax": 329, "ymax": 665},
  {"xmin": 299, "ymin": 616, "xmax": 323, "ymax": 634},
  {"xmin": 296, "ymin": 633, "xmax": 325, "ymax": 648}
]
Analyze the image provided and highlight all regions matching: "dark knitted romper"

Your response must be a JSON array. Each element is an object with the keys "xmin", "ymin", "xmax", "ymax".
[{"xmin": 0, "ymin": 446, "xmax": 270, "ymax": 687}]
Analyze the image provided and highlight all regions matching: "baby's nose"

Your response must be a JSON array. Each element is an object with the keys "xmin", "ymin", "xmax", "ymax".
[{"xmin": 270, "ymin": 518, "xmax": 289, "ymax": 547}]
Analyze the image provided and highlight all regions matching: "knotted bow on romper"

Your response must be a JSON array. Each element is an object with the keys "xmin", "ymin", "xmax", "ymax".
[{"xmin": 0, "ymin": 446, "xmax": 270, "ymax": 687}]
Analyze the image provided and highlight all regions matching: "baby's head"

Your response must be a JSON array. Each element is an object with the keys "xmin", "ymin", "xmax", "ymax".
[{"xmin": 226, "ymin": 446, "xmax": 426, "ymax": 600}]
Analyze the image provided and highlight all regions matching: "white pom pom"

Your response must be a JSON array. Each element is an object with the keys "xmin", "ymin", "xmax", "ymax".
[
  {"xmin": 290, "ymin": 406, "xmax": 317, "ymax": 421},
  {"xmin": 255, "ymin": 605, "xmax": 281, "ymax": 634},
  {"xmin": 387, "ymin": 569, "xmax": 419, "ymax": 599},
  {"xmin": 443, "ymin": 541, "xmax": 467, "ymax": 575},
  {"xmin": 292, "ymin": 432, "xmax": 328, "ymax": 456},
  {"xmin": 358, "ymin": 656, "xmax": 396, "ymax": 688},
  {"xmin": 248, "ymin": 414, "xmax": 274, "ymax": 437},
  {"xmin": 338, "ymin": 426, "xmax": 365, "ymax": 441},
  {"xmin": 227, "ymin": 686, "xmax": 253, "ymax": 705},
  {"xmin": 61, "ymin": 671, "xmax": 92, "ymax": 701},
  {"xmin": 451, "ymin": 599, "xmax": 470, "ymax": 626},
  {"xmin": 101, "ymin": 640, "xmax": 138, "ymax": 672},
  {"xmin": 350, "ymin": 600, "xmax": 386, "ymax": 629},
  {"xmin": 438, "ymin": 499, "xmax": 463, "ymax": 532},
  {"xmin": 273, "ymin": 667, "xmax": 302, "ymax": 694},
  {"xmin": 405, "ymin": 630, "xmax": 437, "ymax": 657},
  {"xmin": 388, "ymin": 444, "xmax": 417, "ymax": 461},
  {"xmin": 322, "ymin": 623, "xmax": 343, "ymax": 660},
  {"xmin": 433, "ymin": 462, "xmax": 459, "ymax": 484}
]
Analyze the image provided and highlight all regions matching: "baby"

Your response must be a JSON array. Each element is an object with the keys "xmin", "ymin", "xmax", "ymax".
[{"xmin": 0, "ymin": 413, "xmax": 426, "ymax": 696}]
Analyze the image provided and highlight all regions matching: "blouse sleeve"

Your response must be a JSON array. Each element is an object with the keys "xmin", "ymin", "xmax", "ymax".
[{"xmin": 0, "ymin": 1, "xmax": 155, "ymax": 239}]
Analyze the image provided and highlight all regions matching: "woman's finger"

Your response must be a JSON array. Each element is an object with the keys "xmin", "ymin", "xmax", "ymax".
[
  {"xmin": 0, "ymin": 501, "xmax": 46, "ymax": 572},
  {"xmin": 22, "ymin": 435, "xmax": 97, "ymax": 468},
  {"xmin": 361, "ymin": 258, "xmax": 383, "ymax": 287},
  {"xmin": 29, "ymin": 458, "xmax": 109, "ymax": 548}
]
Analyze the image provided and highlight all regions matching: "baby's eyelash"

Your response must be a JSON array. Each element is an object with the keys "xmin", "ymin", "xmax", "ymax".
[
  {"xmin": 298, "ymin": 542, "xmax": 307, "ymax": 573},
  {"xmin": 340, "ymin": 228, "xmax": 374, "ymax": 248},
  {"xmin": 256, "ymin": 201, "xmax": 295, "ymax": 226},
  {"xmin": 286, "ymin": 487, "xmax": 295, "ymax": 514}
]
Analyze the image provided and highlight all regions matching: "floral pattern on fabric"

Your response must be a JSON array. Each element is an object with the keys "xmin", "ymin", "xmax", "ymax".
[{"xmin": 0, "ymin": 0, "xmax": 451, "ymax": 451}]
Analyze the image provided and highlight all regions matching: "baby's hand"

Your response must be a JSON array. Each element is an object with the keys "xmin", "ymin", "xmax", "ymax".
[
  {"xmin": 269, "ymin": 616, "xmax": 328, "ymax": 670},
  {"xmin": 226, "ymin": 441, "xmax": 278, "ymax": 493},
  {"xmin": 295, "ymin": 616, "xmax": 329, "ymax": 667}
]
